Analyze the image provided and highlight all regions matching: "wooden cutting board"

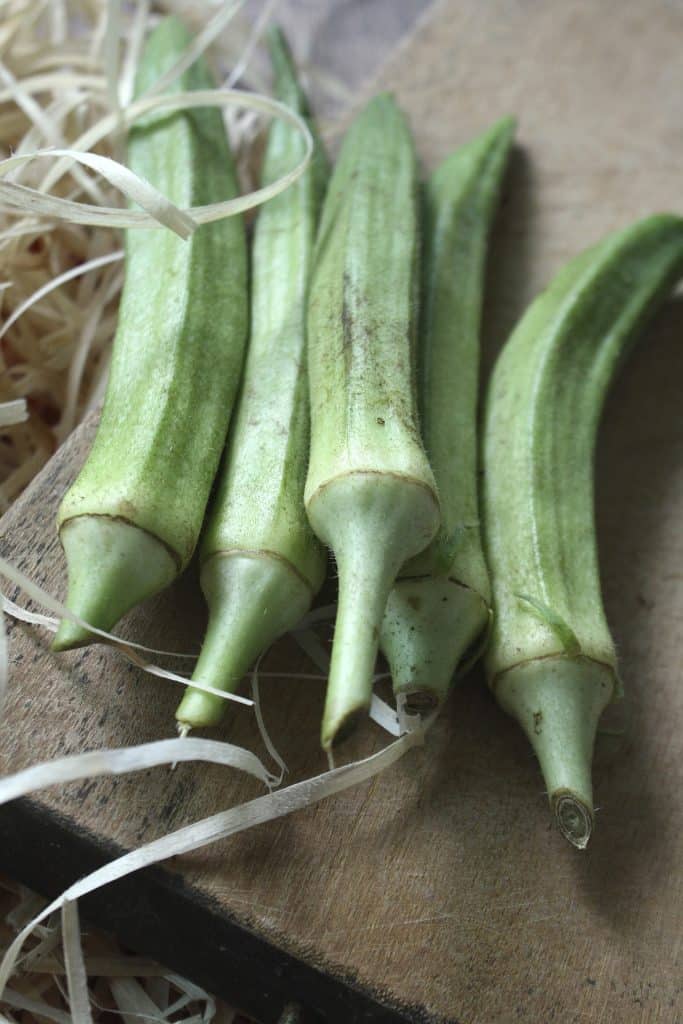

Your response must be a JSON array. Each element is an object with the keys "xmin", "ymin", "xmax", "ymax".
[{"xmin": 1, "ymin": 1, "xmax": 682, "ymax": 1021}]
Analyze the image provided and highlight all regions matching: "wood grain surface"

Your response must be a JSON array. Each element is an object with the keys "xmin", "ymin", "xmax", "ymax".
[{"xmin": 1, "ymin": 1, "xmax": 683, "ymax": 1022}]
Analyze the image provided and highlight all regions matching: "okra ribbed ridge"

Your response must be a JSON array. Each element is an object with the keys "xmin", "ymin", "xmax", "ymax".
[
  {"xmin": 305, "ymin": 94, "xmax": 440, "ymax": 750},
  {"xmin": 54, "ymin": 17, "xmax": 248, "ymax": 650},
  {"xmin": 380, "ymin": 116, "xmax": 515, "ymax": 710},
  {"xmin": 175, "ymin": 26, "xmax": 328, "ymax": 727},
  {"xmin": 483, "ymin": 213, "xmax": 683, "ymax": 846}
]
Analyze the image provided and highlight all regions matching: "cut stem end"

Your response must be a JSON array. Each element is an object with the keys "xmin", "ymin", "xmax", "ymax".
[
  {"xmin": 494, "ymin": 654, "xmax": 615, "ymax": 847},
  {"xmin": 396, "ymin": 689, "xmax": 440, "ymax": 715},
  {"xmin": 381, "ymin": 576, "xmax": 489, "ymax": 709},
  {"xmin": 553, "ymin": 791, "xmax": 593, "ymax": 849}
]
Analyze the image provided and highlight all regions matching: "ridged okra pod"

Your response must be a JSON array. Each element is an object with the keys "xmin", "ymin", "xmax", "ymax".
[
  {"xmin": 175, "ymin": 27, "xmax": 328, "ymax": 728},
  {"xmin": 380, "ymin": 117, "xmax": 514, "ymax": 711},
  {"xmin": 305, "ymin": 94, "xmax": 440, "ymax": 750},
  {"xmin": 483, "ymin": 214, "xmax": 683, "ymax": 847},
  {"xmin": 53, "ymin": 17, "xmax": 248, "ymax": 650}
]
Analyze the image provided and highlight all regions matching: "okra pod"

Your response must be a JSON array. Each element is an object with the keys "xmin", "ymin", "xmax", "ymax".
[
  {"xmin": 483, "ymin": 214, "xmax": 683, "ymax": 846},
  {"xmin": 53, "ymin": 17, "xmax": 248, "ymax": 650},
  {"xmin": 380, "ymin": 117, "xmax": 514, "ymax": 711},
  {"xmin": 305, "ymin": 94, "xmax": 440, "ymax": 750},
  {"xmin": 175, "ymin": 27, "xmax": 328, "ymax": 728}
]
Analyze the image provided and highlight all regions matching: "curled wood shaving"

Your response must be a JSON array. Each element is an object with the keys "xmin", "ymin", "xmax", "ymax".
[
  {"xmin": 62, "ymin": 902, "xmax": 93, "ymax": 1024},
  {"xmin": 0, "ymin": 715, "xmax": 429, "ymax": 1003},
  {"xmin": 0, "ymin": 736, "xmax": 279, "ymax": 806}
]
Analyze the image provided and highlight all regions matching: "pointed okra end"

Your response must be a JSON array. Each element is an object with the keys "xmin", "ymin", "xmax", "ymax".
[
  {"xmin": 494, "ymin": 655, "xmax": 615, "ymax": 849},
  {"xmin": 381, "ymin": 577, "xmax": 490, "ymax": 712},
  {"xmin": 310, "ymin": 472, "xmax": 440, "ymax": 751},
  {"xmin": 430, "ymin": 115, "xmax": 516, "ymax": 194},
  {"xmin": 133, "ymin": 15, "xmax": 193, "ymax": 96},
  {"xmin": 264, "ymin": 22, "xmax": 329, "ymax": 203},
  {"xmin": 176, "ymin": 551, "xmax": 315, "ymax": 729},
  {"xmin": 267, "ymin": 25, "xmax": 306, "ymax": 109},
  {"xmin": 52, "ymin": 515, "xmax": 177, "ymax": 651},
  {"xmin": 320, "ymin": 526, "xmax": 396, "ymax": 749},
  {"xmin": 481, "ymin": 115, "xmax": 517, "ymax": 165}
]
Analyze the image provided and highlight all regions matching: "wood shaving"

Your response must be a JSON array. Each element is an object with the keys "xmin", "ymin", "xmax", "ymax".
[{"xmin": 0, "ymin": 873, "xmax": 243, "ymax": 1023}]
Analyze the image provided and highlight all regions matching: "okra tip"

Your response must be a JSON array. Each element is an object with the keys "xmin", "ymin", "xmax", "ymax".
[
  {"xmin": 468, "ymin": 114, "xmax": 517, "ymax": 159},
  {"xmin": 52, "ymin": 515, "xmax": 177, "ymax": 651},
  {"xmin": 494, "ymin": 655, "xmax": 615, "ymax": 849},
  {"xmin": 487, "ymin": 115, "xmax": 517, "ymax": 163},
  {"xmin": 490, "ymin": 114, "xmax": 517, "ymax": 140},
  {"xmin": 311, "ymin": 473, "xmax": 440, "ymax": 751},
  {"xmin": 266, "ymin": 24, "xmax": 295, "ymax": 74},
  {"xmin": 381, "ymin": 578, "xmax": 490, "ymax": 711},
  {"xmin": 266, "ymin": 25, "xmax": 304, "ymax": 106},
  {"xmin": 433, "ymin": 114, "xmax": 516, "ymax": 189},
  {"xmin": 553, "ymin": 792, "xmax": 593, "ymax": 850},
  {"xmin": 322, "ymin": 706, "xmax": 366, "ymax": 752},
  {"xmin": 175, "ymin": 552, "xmax": 315, "ymax": 729}
]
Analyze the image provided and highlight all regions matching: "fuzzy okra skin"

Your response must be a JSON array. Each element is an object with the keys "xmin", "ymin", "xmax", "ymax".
[
  {"xmin": 380, "ymin": 117, "xmax": 515, "ymax": 712},
  {"xmin": 53, "ymin": 17, "xmax": 248, "ymax": 651},
  {"xmin": 175, "ymin": 27, "xmax": 328, "ymax": 729},
  {"xmin": 305, "ymin": 94, "xmax": 440, "ymax": 750},
  {"xmin": 483, "ymin": 213, "xmax": 683, "ymax": 847}
]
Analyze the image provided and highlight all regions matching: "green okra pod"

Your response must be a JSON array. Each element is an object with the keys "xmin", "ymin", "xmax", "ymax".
[
  {"xmin": 305, "ymin": 94, "xmax": 440, "ymax": 750},
  {"xmin": 53, "ymin": 17, "xmax": 248, "ymax": 650},
  {"xmin": 380, "ymin": 117, "xmax": 515, "ymax": 712},
  {"xmin": 483, "ymin": 213, "xmax": 683, "ymax": 847},
  {"xmin": 175, "ymin": 26, "xmax": 328, "ymax": 729}
]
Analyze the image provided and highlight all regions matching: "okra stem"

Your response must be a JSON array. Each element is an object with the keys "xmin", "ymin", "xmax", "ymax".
[
  {"xmin": 312, "ymin": 472, "xmax": 438, "ymax": 746},
  {"xmin": 54, "ymin": 517, "xmax": 177, "ymax": 652}
]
